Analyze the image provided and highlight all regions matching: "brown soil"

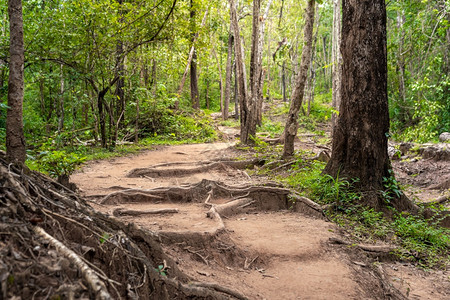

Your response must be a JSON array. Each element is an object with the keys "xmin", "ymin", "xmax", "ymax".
[{"xmin": 72, "ymin": 141, "xmax": 450, "ymax": 299}]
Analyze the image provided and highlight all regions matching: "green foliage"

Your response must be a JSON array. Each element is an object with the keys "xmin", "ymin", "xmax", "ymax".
[
  {"xmin": 381, "ymin": 169, "xmax": 402, "ymax": 205},
  {"xmin": 29, "ymin": 149, "xmax": 86, "ymax": 178},
  {"xmin": 258, "ymin": 147, "xmax": 449, "ymax": 268}
]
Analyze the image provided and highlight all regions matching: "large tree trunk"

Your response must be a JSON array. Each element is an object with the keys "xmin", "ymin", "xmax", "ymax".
[
  {"xmin": 229, "ymin": 0, "xmax": 255, "ymax": 144},
  {"xmin": 6, "ymin": 0, "xmax": 26, "ymax": 164},
  {"xmin": 331, "ymin": 0, "xmax": 342, "ymax": 131},
  {"xmin": 223, "ymin": 29, "xmax": 234, "ymax": 120},
  {"xmin": 323, "ymin": 0, "xmax": 414, "ymax": 212},
  {"xmin": 282, "ymin": 0, "xmax": 315, "ymax": 158}
]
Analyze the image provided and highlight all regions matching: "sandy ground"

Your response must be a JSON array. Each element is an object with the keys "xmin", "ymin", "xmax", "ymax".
[{"xmin": 72, "ymin": 142, "xmax": 449, "ymax": 299}]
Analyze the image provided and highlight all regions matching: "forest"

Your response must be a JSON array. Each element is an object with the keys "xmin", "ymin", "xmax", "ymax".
[
  {"xmin": 0, "ymin": 0, "xmax": 449, "ymax": 299},
  {"xmin": 0, "ymin": 0, "xmax": 448, "ymax": 153}
]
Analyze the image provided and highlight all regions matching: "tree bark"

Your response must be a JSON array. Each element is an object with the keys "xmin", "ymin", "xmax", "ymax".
[
  {"xmin": 331, "ymin": 0, "xmax": 342, "ymax": 131},
  {"xmin": 282, "ymin": 0, "xmax": 315, "ymax": 158},
  {"xmin": 323, "ymin": 0, "xmax": 414, "ymax": 212},
  {"xmin": 249, "ymin": 0, "xmax": 261, "ymax": 129},
  {"xmin": 190, "ymin": 0, "xmax": 200, "ymax": 109},
  {"xmin": 229, "ymin": 0, "xmax": 255, "ymax": 144},
  {"xmin": 255, "ymin": 0, "xmax": 274, "ymax": 126},
  {"xmin": 223, "ymin": 28, "xmax": 234, "ymax": 120},
  {"xmin": 6, "ymin": 0, "xmax": 26, "ymax": 164}
]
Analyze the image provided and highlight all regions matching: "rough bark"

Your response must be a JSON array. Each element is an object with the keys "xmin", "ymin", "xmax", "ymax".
[
  {"xmin": 6, "ymin": 0, "xmax": 26, "ymax": 164},
  {"xmin": 282, "ymin": 0, "xmax": 315, "ymax": 158},
  {"xmin": 331, "ymin": 0, "xmax": 342, "ymax": 130},
  {"xmin": 323, "ymin": 0, "xmax": 415, "ymax": 212}
]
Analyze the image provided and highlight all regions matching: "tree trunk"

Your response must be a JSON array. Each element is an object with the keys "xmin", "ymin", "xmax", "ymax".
[
  {"xmin": 281, "ymin": 61, "xmax": 287, "ymax": 102},
  {"xmin": 282, "ymin": 0, "xmax": 315, "ymax": 158},
  {"xmin": 255, "ymin": 0, "xmax": 274, "ymax": 126},
  {"xmin": 223, "ymin": 29, "xmax": 234, "ymax": 120},
  {"xmin": 306, "ymin": 5, "xmax": 320, "ymax": 117},
  {"xmin": 58, "ymin": 64, "xmax": 64, "ymax": 133},
  {"xmin": 249, "ymin": 0, "xmax": 261, "ymax": 129},
  {"xmin": 229, "ymin": 0, "xmax": 255, "ymax": 144},
  {"xmin": 6, "ymin": 0, "xmax": 26, "ymax": 164},
  {"xmin": 323, "ymin": 0, "xmax": 414, "ymax": 212},
  {"xmin": 331, "ymin": 0, "xmax": 342, "ymax": 130},
  {"xmin": 233, "ymin": 60, "xmax": 239, "ymax": 120},
  {"xmin": 190, "ymin": 0, "xmax": 200, "ymax": 109}
]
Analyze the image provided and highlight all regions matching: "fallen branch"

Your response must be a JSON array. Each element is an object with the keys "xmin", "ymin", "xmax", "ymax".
[
  {"xmin": 34, "ymin": 226, "xmax": 112, "ymax": 300},
  {"xmin": 112, "ymin": 208, "xmax": 179, "ymax": 217}
]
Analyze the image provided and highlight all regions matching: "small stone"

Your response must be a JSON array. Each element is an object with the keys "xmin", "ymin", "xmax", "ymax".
[{"xmin": 439, "ymin": 132, "xmax": 450, "ymax": 142}]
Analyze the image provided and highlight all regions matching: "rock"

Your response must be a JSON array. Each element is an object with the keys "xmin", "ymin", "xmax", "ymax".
[
  {"xmin": 399, "ymin": 142, "xmax": 414, "ymax": 155},
  {"xmin": 388, "ymin": 146, "xmax": 401, "ymax": 160},
  {"xmin": 421, "ymin": 146, "xmax": 450, "ymax": 161},
  {"xmin": 439, "ymin": 132, "xmax": 450, "ymax": 142}
]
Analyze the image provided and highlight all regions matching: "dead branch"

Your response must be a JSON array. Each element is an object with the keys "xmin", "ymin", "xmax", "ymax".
[
  {"xmin": 244, "ymin": 255, "xmax": 258, "ymax": 270},
  {"xmin": 113, "ymin": 208, "xmax": 179, "ymax": 217},
  {"xmin": 34, "ymin": 226, "xmax": 112, "ymax": 300}
]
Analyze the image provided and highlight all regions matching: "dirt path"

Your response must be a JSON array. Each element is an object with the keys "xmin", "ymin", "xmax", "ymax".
[{"xmin": 72, "ymin": 142, "xmax": 449, "ymax": 299}]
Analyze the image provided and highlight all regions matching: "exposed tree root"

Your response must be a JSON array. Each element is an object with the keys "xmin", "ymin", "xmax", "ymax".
[
  {"xmin": 33, "ymin": 226, "xmax": 112, "ymax": 300},
  {"xmin": 113, "ymin": 208, "xmax": 179, "ymax": 217},
  {"xmin": 101, "ymin": 191, "xmax": 164, "ymax": 204},
  {"xmin": 189, "ymin": 282, "xmax": 249, "ymax": 300},
  {"xmin": 329, "ymin": 237, "xmax": 396, "ymax": 255},
  {"xmin": 373, "ymin": 265, "xmax": 408, "ymax": 300},
  {"xmin": 127, "ymin": 158, "xmax": 264, "ymax": 178},
  {"xmin": 0, "ymin": 155, "xmax": 249, "ymax": 299},
  {"xmin": 213, "ymin": 198, "xmax": 256, "ymax": 217}
]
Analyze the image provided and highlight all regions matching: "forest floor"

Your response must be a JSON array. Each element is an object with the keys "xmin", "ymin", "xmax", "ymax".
[{"xmin": 72, "ymin": 125, "xmax": 450, "ymax": 299}]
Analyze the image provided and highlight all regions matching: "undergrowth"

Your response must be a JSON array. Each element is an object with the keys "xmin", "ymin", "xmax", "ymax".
[{"xmin": 257, "ymin": 151, "xmax": 449, "ymax": 269}]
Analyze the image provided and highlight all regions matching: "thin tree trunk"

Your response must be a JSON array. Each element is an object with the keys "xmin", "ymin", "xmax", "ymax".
[
  {"xmin": 233, "ymin": 60, "xmax": 239, "ymax": 119},
  {"xmin": 282, "ymin": 0, "xmax": 315, "ymax": 158},
  {"xmin": 212, "ymin": 48, "xmax": 224, "ymax": 113},
  {"xmin": 307, "ymin": 6, "xmax": 320, "ymax": 116},
  {"xmin": 331, "ymin": 0, "xmax": 342, "ymax": 131},
  {"xmin": 58, "ymin": 64, "xmax": 65, "ymax": 133},
  {"xmin": 229, "ymin": 0, "xmax": 255, "ymax": 144},
  {"xmin": 223, "ymin": 28, "xmax": 234, "ymax": 120},
  {"xmin": 6, "ymin": 0, "xmax": 26, "ymax": 164},
  {"xmin": 281, "ymin": 61, "xmax": 287, "ymax": 102},
  {"xmin": 255, "ymin": 0, "xmax": 274, "ymax": 126}
]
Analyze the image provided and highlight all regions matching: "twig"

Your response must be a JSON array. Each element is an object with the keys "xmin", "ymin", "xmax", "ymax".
[{"xmin": 244, "ymin": 255, "xmax": 258, "ymax": 270}]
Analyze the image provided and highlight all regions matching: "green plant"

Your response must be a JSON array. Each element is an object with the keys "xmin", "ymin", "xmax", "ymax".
[
  {"xmin": 32, "ymin": 150, "xmax": 86, "ymax": 179},
  {"xmin": 381, "ymin": 169, "xmax": 402, "ymax": 204}
]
